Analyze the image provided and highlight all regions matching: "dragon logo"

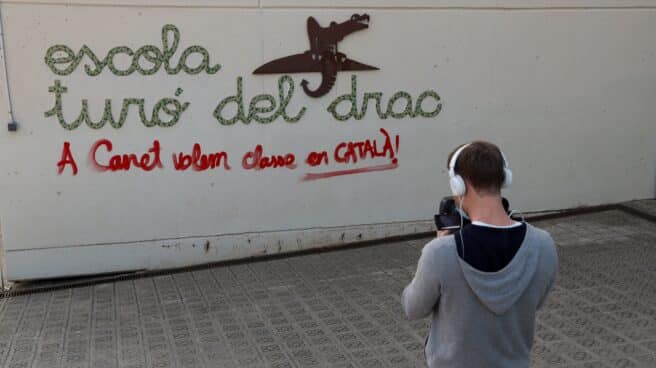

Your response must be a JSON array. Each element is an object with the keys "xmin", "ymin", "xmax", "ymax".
[{"xmin": 253, "ymin": 14, "xmax": 378, "ymax": 98}]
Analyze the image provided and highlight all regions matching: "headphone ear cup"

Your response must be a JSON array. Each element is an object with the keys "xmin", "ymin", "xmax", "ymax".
[
  {"xmin": 503, "ymin": 168, "xmax": 513, "ymax": 188},
  {"xmin": 450, "ymin": 175, "xmax": 466, "ymax": 196}
]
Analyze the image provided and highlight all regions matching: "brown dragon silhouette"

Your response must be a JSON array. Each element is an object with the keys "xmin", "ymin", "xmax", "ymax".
[{"xmin": 253, "ymin": 14, "xmax": 378, "ymax": 98}]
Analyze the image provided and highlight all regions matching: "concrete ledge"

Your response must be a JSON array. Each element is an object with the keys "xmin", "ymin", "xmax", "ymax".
[{"xmin": 5, "ymin": 220, "xmax": 433, "ymax": 281}]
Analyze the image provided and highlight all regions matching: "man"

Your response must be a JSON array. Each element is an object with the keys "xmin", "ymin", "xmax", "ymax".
[{"xmin": 401, "ymin": 141, "xmax": 558, "ymax": 368}]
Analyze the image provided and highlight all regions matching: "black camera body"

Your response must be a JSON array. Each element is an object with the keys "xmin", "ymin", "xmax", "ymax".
[{"xmin": 434, "ymin": 196, "xmax": 515, "ymax": 231}]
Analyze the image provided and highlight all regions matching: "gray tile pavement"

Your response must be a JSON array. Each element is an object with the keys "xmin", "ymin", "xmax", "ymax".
[{"xmin": 0, "ymin": 205, "xmax": 655, "ymax": 367}]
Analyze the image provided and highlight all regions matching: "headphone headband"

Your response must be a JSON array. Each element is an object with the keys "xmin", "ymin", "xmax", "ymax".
[
  {"xmin": 448, "ymin": 143, "xmax": 470, "ymax": 177},
  {"xmin": 448, "ymin": 142, "xmax": 512, "ymax": 195},
  {"xmin": 449, "ymin": 143, "xmax": 510, "ymax": 175},
  {"xmin": 500, "ymin": 150, "xmax": 510, "ymax": 170}
]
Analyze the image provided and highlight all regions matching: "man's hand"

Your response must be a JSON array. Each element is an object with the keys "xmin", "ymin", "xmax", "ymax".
[{"xmin": 436, "ymin": 230, "xmax": 452, "ymax": 238}]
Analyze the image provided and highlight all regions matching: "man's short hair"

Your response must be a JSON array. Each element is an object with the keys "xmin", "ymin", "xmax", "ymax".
[{"xmin": 447, "ymin": 141, "xmax": 506, "ymax": 194}]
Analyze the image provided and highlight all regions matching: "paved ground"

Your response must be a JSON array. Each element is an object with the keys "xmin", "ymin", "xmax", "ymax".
[{"xmin": 1, "ymin": 201, "xmax": 656, "ymax": 368}]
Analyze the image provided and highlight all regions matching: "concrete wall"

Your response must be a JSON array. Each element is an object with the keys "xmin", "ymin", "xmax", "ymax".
[{"xmin": 0, "ymin": 0, "xmax": 654, "ymax": 280}]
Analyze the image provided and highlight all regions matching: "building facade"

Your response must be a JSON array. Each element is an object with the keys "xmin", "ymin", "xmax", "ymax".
[{"xmin": 0, "ymin": 0, "xmax": 654, "ymax": 282}]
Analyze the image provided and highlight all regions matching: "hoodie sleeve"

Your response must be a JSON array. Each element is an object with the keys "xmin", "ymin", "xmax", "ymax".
[
  {"xmin": 401, "ymin": 240, "xmax": 442, "ymax": 320},
  {"xmin": 536, "ymin": 234, "xmax": 559, "ymax": 310},
  {"xmin": 536, "ymin": 274, "xmax": 555, "ymax": 310}
]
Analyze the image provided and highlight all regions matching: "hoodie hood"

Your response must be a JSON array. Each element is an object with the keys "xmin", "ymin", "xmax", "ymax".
[{"xmin": 457, "ymin": 224, "xmax": 539, "ymax": 315}]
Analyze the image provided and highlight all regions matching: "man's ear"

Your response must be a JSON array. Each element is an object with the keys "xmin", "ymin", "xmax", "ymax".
[
  {"xmin": 462, "ymin": 179, "xmax": 482, "ymax": 199},
  {"xmin": 462, "ymin": 178, "xmax": 473, "ymax": 196}
]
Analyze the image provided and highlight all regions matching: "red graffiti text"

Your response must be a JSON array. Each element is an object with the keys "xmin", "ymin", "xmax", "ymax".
[
  {"xmin": 305, "ymin": 150, "xmax": 329, "ymax": 167},
  {"xmin": 172, "ymin": 144, "xmax": 231, "ymax": 171},
  {"xmin": 57, "ymin": 141, "xmax": 79, "ymax": 175},
  {"xmin": 334, "ymin": 128, "xmax": 399, "ymax": 165},
  {"xmin": 242, "ymin": 144, "xmax": 297, "ymax": 170},
  {"xmin": 89, "ymin": 139, "xmax": 163, "ymax": 172},
  {"xmin": 302, "ymin": 128, "xmax": 400, "ymax": 181}
]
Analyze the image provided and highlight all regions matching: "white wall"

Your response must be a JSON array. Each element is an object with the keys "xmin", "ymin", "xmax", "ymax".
[{"xmin": 0, "ymin": 0, "xmax": 654, "ymax": 280}]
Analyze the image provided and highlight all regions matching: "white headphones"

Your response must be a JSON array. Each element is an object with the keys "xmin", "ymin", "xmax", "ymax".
[{"xmin": 448, "ymin": 143, "xmax": 513, "ymax": 197}]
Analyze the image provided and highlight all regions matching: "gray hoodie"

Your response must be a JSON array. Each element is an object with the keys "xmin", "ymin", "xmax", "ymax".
[{"xmin": 401, "ymin": 223, "xmax": 558, "ymax": 368}]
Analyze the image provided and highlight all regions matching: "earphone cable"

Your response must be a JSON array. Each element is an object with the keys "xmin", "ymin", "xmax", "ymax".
[
  {"xmin": 509, "ymin": 209, "xmax": 526, "ymax": 223},
  {"xmin": 459, "ymin": 196, "xmax": 465, "ymax": 261}
]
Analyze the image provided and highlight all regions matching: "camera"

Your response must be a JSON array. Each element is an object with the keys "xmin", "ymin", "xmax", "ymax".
[{"xmin": 433, "ymin": 196, "xmax": 516, "ymax": 231}]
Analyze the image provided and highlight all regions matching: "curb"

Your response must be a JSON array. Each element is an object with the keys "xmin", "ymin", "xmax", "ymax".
[{"xmin": 1, "ymin": 202, "xmax": 653, "ymax": 298}]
